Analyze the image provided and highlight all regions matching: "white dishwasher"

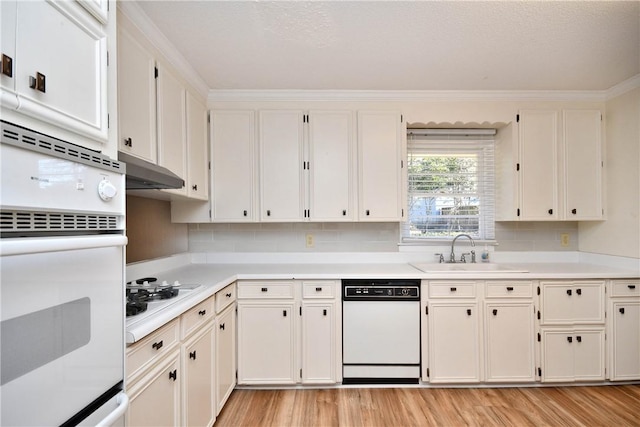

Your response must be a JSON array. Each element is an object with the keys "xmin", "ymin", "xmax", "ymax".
[{"xmin": 342, "ymin": 279, "xmax": 421, "ymax": 384}]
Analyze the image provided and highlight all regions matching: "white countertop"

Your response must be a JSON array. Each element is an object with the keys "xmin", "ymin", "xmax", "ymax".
[{"xmin": 125, "ymin": 254, "xmax": 639, "ymax": 344}]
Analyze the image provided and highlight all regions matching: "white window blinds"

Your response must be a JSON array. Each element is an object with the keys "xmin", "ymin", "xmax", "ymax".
[{"xmin": 402, "ymin": 131, "xmax": 495, "ymax": 241}]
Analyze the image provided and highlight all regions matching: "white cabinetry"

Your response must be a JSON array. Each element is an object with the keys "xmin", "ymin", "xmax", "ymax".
[
  {"xmin": 357, "ymin": 111, "xmax": 405, "ymax": 221},
  {"xmin": 210, "ymin": 110, "xmax": 256, "ymax": 222},
  {"xmin": 181, "ymin": 324, "xmax": 215, "ymax": 427},
  {"xmin": 539, "ymin": 280, "xmax": 605, "ymax": 382},
  {"xmin": 484, "ymin": 281, "xmax": 535, "ymax": 382},
  {"xmin": 497, "ymin": 110, "xmax": 603, "ymax": 221},
  {"xmin": 215, "ymin": 283, "xmax": 237, "ymax": 414},
  {"xmin": 1, "ymin": 0, "xmax": 108, "ymax": 148},
  {"xmin": 608, "ymin": 279, "xmax": 640, "ymax": 381},
  {"xmin": 184, "ymin": 92, "xmax": 209, "ymax": 200},
  {"xmin": 425, "ymin": 281, "xmax": 481, "ymax": 383}
]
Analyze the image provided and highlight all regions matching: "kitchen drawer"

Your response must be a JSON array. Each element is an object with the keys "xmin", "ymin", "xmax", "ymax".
[
  {"xmin": 429, "ymin": 281, "xmax": 477, "ymax": 298},
  {"xmin": 127, "ymin": 318, "xmax": 180, "ymax": 381},
  {"xmin": 485, "ymin": 281, "xmax": 533, "ymax": 298},
  {"xmin": 238, "ymin": 281, "xmax": 294, "ymax": 299},
  {"xmin": 181, "ymin": 296, "xmax": 215, "ymax": 339},
  {"xmin": 611, "ymin": 280, "xmax": 640, "ymax": 297},
  {"xmin": 216, "ymin": 282, "xmax": 237, "ymax": 313},
  {"xmin": 302, "ymin": 281, "xmax": 337, "ymax": 299}
]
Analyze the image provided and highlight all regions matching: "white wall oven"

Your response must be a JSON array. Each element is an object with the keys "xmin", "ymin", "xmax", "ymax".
[{"xmin": 0, "ymin": 121, "xmax": 128, "ymax": 426}]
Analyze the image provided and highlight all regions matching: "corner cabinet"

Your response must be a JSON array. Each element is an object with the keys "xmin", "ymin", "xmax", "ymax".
[
  {"xmin": 607, "ymin": 279, "xmax": 640, "ymax": 381},
  {"xmin": 357, "ymin": 111, "xmax": 406, "ymax": 221},
  {"xmin": 1, "ymin": 0, "xmax": 109, "ymax": 149}
]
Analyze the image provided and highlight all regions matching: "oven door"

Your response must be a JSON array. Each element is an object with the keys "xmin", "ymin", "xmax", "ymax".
[{"xmin": 1, "ymin": 235, "xmax": 127, "ymax": 426}]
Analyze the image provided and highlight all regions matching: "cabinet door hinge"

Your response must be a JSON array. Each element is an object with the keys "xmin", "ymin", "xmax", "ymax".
[
  {"xmin": 425, "ymin": 306, "xmax": 428, "ymax": 315},
  {"xmin": 154, "ymin": 66, "xmax": 158, "ymax": 79},
  {"xmin": 209, "ymin": 209, "xmax": 212, "ymax": 219},
  {"xmin": 401, "ymin": 159, "xmax": 404, "ymax": 168},
  {"xmin": 537, "ymin": 332, "xmax": 541, "ymax": 342},
  {"xmin": 516, "ymin": 114, "xmax": 520, "ymax": 123},
  {"xmin": 107, "ymin": 114, "xmax": 110, "ymax": 129},
  {"xmin": 300, "ymin": 368, "xmax": 303, "ymax": 379},
  {"xmin": 106, "ymin": 51, "xmax": 109, "ymax": 67},
  {"xmin": 207, "ymin": 112, "xmax": 211, "ymax": 123},
  {"xmin": 537, "ymin": 286, "xmax": 540, "ymax": 295},
  {"xmin": 400, "ymin": 114, "xmax": 403, "ymax": 123},
  {"xmin": 401, "ymin": 208, "xmax": 404, "ymax": 218},
  {"xmin": 208, "ymin": 161, "xmax": 211, "ymax": 170},
  {"xmin": 299, "ymin": 306, "xmax": 302, "ymax": 316},
  {"xmin": 516, "ymin": 163, "xmax": 520, "ymax": 171},
  {"xmin": 235, "ymin": 370, "xmax": 238, "ymax": 380},
  {"xmin": 537, "ymin": 367, "xmax": 542, "ymax": 377},
  {"xmin": 537, "ymin": 310, "xmax": 540, "ymax": 320},
  {"xmin": 517, "ymin": 208, "xmax": 521, "ymax": 217},
  {"xmin": 426, "ymin": 368, "xmax": 430, "ymax": 377}
]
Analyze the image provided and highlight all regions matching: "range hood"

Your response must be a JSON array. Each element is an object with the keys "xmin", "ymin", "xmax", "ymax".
[{"xmin": 118, "ymin": 151, "xmax": 185, "ymax": 190}]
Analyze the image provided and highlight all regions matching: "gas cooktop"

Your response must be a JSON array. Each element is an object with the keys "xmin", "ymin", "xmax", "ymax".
[{"xmin": 126, "ymin": 277, "xmax": 203, "ymax": 319}]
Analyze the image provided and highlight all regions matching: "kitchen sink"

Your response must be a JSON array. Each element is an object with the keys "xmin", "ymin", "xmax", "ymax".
[{"xmin": 412, "ymin": 263, "xmax": 529, "ymax": 273}]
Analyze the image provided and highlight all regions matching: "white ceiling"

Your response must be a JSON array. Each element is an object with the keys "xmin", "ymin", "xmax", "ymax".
[{"xmin": 135, "ymin": 0, "xmax": 640, "ymax": 92}]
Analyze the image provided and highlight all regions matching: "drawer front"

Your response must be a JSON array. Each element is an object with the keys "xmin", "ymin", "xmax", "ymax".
[
  {"xmin": 238, "ymin": 281, "xmax": 294, "ymax": 299},
  {"xmin": 302, "ymin": 281, "xmax": 336, "ymax": 299},
  {"xmin": 181, "ymin": 296, "xmax": 215, "ymax": 339},
  {"xmin": 126, "ymin": 318, "xmax": 180, "ymax": 380},
  {"xmin": 485, "ymin": 281, "xmax": 533, "ymax": 298},
  {"xmin": 429, "ymin": 281, "xmax": 477, "ymax": 298},
  {"xmin": 611, "ymin": 280, "xmax": 640, "ymax": 297},
  {"xmin": 216, "ymin": 282, "xmax": 237, "ymax": 313}
]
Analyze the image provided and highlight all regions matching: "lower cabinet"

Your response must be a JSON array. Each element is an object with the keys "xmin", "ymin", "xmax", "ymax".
[
  {"xmin": 608, "ymin": 279, "xmax": 640, "ymax": 381},
  {"xmin": 181, "ymin": 324, "xmax": 215, "ymax": 427},
  {"xmin": 540, "ymin": 328, "xmax": 605, "ymax": 382},
  {"xmin": 215, "ymin": 302, "xmax": 237, "ymax": 413}
]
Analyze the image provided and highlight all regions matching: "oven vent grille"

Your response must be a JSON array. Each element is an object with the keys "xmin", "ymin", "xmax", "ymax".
[
  {"xmin": 0, "ymin": 211, "xmax": 120, "ymax": 232},
  {"xmin": 1, "ymin": 121, "xmax": 124, "ymax": 174}
]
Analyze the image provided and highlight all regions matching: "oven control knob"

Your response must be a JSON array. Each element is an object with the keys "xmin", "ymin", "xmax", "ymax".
[{"xmin": 98, "ymin": 179, "xmax": 118, "ymax": 201}]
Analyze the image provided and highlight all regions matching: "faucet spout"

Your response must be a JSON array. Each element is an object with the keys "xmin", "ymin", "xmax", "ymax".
[{"xmin": 450, "ymin": 234, "xmax": 476, "ymax": 263}]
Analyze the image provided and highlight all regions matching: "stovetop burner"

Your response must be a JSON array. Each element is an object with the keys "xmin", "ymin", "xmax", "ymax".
[{"xmin": 126, "ymin": 277, "xmax": 183, "ymax": 317}]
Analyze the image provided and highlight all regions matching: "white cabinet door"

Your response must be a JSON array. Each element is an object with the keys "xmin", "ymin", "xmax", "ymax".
[
  {"xmin": 181, "ymin": 325, "xmax": 215, "ymax": 427},
  {"xmin": 127, "ymin": 351, "xmax": 181, "ymax": 427},
  {"xmin": 9, "ymin": 0, "xmax": 108, "ymax": 143},
  {"xmin": 308, "ymin": 111, "xmax": 355, "ymax": 221},
  {"xmin": 563, "ymin": 110, "xmax": 603, "ymax": 220},
  {"xmin": 484, "ymin": 302, "xmax": 535, "ymax": 382},
  {"xmin": 215, "ymin": 304, "xmax": 236, "ymax": 414},
  {"xmin": 301, "ymin": 301, "xmax": 336, "ymax": 384},
  {"xmin": 157, "ymin": 64, "xmax": 186, "ymax": 195},
  {"xmin": 237, "ymin": 302, "xmax": 297, "ymax": 384},
  {"xmin": 117, "ymin": 26, "xmax": 156, "ymax": 162},
  {"xmin": 541, "ymin": 330, "xmax": 575, "ymax": 382},
  {"xmin": 185, "ymin": 92, "xmax": 209, "ymax": 200},
  {"xmin": 573, "ymin": 329, "xmax": 605, "ymax": 381},
  {"xmin": 540, "ymin": 281, "xmax": 605, "ymax": 325},
  {"xmin": 428, "ymin": 302, "xmax": 481, "ymax": 383},
  {"xmin": 259, "ymin": 110, "xmax": 304, "ymax": 221},
  {"xmin": 518, "ymin": 110, "xmax": 558, "ymax": 220},
  {"xmin": 541, "ymin": 328, "xmax": 605, "ymax": 382},
  {"xmin": 211, "ymin": 110, "xmax": 256, "ymax": 221},
  {"xmin": 610, "ymin": 301, "xmax": 640, "ymax": 381},
  {"xmin": 358, "ymin": 111, "xmax": 404, "ymax": 221}
]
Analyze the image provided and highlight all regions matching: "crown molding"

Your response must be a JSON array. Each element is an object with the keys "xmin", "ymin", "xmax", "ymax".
[
  {"xmin": 606, "ymin": 74, "xmax": 640, "ymax": 101},
  {"xmin": 117, "ymin": 1, "xmax": 209, "ymax": 99},
  {"xmin": 208, "ymin": 89, "xmax": 609, "ymax": 104}
]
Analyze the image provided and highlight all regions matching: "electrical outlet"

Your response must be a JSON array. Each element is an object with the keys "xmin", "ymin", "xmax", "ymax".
[
  {"xmin": 306, "ymin": 234, "xmax": 314, "ymax": 248},
  {"xmin": 560, "ymin": 233, "xmax": 570, "ymax": 247}
]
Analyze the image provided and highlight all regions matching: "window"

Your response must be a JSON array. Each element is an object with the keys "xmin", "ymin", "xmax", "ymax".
[{"xmin": 402, "ymin": 131, "xmax": 495, "ymax": 241}]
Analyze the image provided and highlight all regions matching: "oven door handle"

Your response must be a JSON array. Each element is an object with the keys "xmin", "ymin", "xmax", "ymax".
[
  {"xmin": 0, "ymin": 235, "xmax": 127, "ymax": 256},
  {"xmin": 95, "ymin": 392, "xmax": 129, "ymax": 427}
]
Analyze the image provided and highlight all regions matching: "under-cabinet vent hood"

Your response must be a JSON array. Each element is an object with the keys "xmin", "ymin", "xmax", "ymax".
[{"xmin": 118, "ymin": 151, "xmax": 184, "ymax": 190}]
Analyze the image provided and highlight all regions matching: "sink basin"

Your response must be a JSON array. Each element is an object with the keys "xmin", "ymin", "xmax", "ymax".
[{"xmin": 412, "ymin": 263, "xmax": 529, "ymax": 273}]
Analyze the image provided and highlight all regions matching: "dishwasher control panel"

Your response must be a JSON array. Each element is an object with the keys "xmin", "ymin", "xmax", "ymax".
[{"xmin": 342, "ymin": 279, "xmax": 420, "ymax": 301}]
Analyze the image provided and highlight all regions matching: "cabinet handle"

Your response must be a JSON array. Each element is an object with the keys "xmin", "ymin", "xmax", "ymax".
[
  {"xmin": 189, "ymin": 350, "xmax": 197, "ymax": 360},
  {"xmin": 243, "ymin": 210, "xmax": 247, "ymax": 217},
  {"xmin": 29, "ymin": 71, "xmax": 46, "ymax": 92},
  {"xmin": 226, "ymin": 292, "xmax": 232, "ymax": 298},
  {"xmin": 566, "ymin": 289, "xmax": 572, "ymax": 296},
  {"xmin": 492, "ymin": 309, "xmax": 498, "ymax": 316},
  {"xmin": 266, "ymin": 210, "xmax": 271, "ymax": 216},
  {"xmin": 152, "ymin": 340, "xmax": 163, "ymax": 350},
  {"xmin": 192, "ymin": 184, "xmax": 198, "ymax": 191},
  {"xmin": 628, "ymin": 285, "xmax": 636, "ymax": 290},
  {"xmin": 506, "ymin": 286, "xmax": 514, "ymax": 291},
  {"xmin": 620, "ymin": 307, "xmax": 625, "ymax": 315},
  {"xmin": 576, "ymin": 288, "xmax": 582, "ymax": 296},
  {"xmin": 366, "ymin": 210, "xmax": 370, "ymax": 216},
  {"xmin": 315, "ymin": 287, "xmax": 323, "ymax": 292},
  {"xmin": 323, "ymin": 309, "xmax": 327, "ymax": 316},
  {"xmin": 567, "ymin": 336, "xmax": 573, "ymax": 343},
  {"xmin": 198, "ymin": 309, "xmax": 206, "ymax": 316},
  {"xmin": 261, "ymin": 287, "xmax": 268, "ymax": 292},
  {"xmin": 548, "ymin": 209, "xmax": 553, "ymax": 215},
  {"xmin": 124, "ymin": 137, "xmax": 132, "ymax": 147},
  {"xmin": 571, "ymin": 208, "xmax": 577, "ymax": 215},
  {"xmin": 283, "ymin": 310, "xmax": 287, "ymax": 317},
  {"xmin": 450, "ymin": 287, "xmax": 457, "ymax": 292},
  {"xmin": 576, "ymin": 336, "xmax": 582, "ymax": 343},
  {"xmin": 1, "ymin": 54, "xmax": 13, "ymax": 77},
  {"xmin": 169, "ymin": 369, "xmax": 177, "ymax": 381},
  {"xmin": 220, "ymin": 323, "xmax": 225, "ymax": 330},
  {"xmin": 466, "ymin": 309, "xmax": 472, "ymax": 316},
  {"xmin": 342, "ymin": 210, "xmax": 347, "ymax": 216}
]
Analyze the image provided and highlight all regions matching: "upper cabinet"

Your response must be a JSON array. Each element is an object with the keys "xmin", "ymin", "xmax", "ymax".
[
  {"xmin": 1, "ymin": 0, "xmax": 109, "ymax": 149},
  {"xmin": 496, "ymin": 109, "xmax": 603, "ymax": 221},
  {"xmin": 357, "ymin": 111, "xmax": 406, "ymax": 221},
  {"xmin": 184, "ymin": 93, "xmax": 209, "ymax": 201}
]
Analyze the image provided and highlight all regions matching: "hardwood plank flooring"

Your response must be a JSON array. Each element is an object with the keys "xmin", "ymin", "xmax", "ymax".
[{"xmin": 215, "ymin": 385, "xmax": 640, "ymax": 426}]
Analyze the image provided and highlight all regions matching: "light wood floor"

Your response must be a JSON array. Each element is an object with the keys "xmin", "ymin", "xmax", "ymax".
[{"xmin": 215, "ymin": 385, "xmax": 640, "ymax": 426}]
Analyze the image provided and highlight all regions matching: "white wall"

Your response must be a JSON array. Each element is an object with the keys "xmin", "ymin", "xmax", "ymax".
[{"xmin": 579, "ymin": 87, "xmax": 640, "ymax": 259}]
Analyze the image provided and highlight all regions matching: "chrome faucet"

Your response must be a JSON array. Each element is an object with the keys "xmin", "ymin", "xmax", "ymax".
[{"xmin": 450, "ymin": 234, "xmax": 476, "ymax": 263}]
